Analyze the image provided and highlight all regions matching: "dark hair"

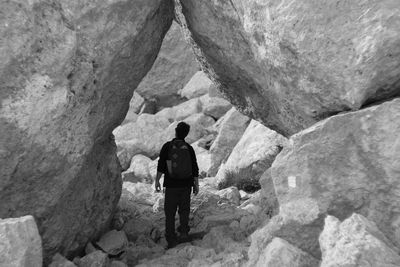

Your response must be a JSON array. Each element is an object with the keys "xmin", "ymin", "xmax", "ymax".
[{"xmin": 175, "ymin": 122, "xmax": 190, "ymax": 140}]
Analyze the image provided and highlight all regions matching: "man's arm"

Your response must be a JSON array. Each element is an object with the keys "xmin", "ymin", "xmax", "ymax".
[
  {"xmin": 155, "ymin": 143, "xmax": 168, "ymax": 192},
  {"xmin": 155, "ymin": 172, "xmax": 163, "ymax": 192}
]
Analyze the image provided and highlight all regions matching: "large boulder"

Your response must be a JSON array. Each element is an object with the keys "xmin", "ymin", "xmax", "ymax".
[
  {"xmin": 272, "ymin": 98, "xmax": 400, "ymax": 250},
  {"xmin": 320, "ymin": 214, "xmax": 400, "ymax": 267},
  {"xmin": 208, "ymin": 107, "xmax": 251, "ymax": 176},
  {"xmin": 175, "ymin": 0, "xmax": 400, "ymax": 136},
  {"xmin": 122, "ymin": 154, "xmax": 154, "ymax": 183},
  {"xmin": 165, "ymin": 113, "xmax": 215, "ymax": 144},
  {"xmin": 0, "ymin": 0, "xmax": 173, "ymax": 261},
  {"xmin": 114, "ymin": 113, "xmax": 172, "ymax": 168},
  {"xmin": 216, "ymin": 120, "xmax": 287, "ymax": 188},
  {"xmin": 199, "ymin": 94, "xmax": 232, "ymax": 120},
  {"xmin": 247, "ymin": 199, "xmax": 324, "ymax": 265},
  {"xmin": 0, "ymin": 216, "xmax": 42, "ymax": 267},
  {"xmin": 135, "ymin": 21, "xmax": 199, "ymax": 109},
  {"xmin": 122, "ymin": 92, "xmax": 145, "ymax": 124},
  {"xmin": 180, "ymin": 71, "xmax": 214, "ymax": 99}
]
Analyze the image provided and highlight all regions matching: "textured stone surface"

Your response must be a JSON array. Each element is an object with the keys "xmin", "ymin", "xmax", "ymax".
[
  {"xmin": 272, "ymin": 98, "xmax": 400, "ymax": 250},
  {"xmin": 320, "ymin": 214, "xmax": 400, "ymax": 267},
  {"xmin": 199, "ymin": 94, "xmax": 232, "ymax": 120},
  {"xmin": 180, "ymin": 71, "xmax": 214, "ymax": 99},
  {"xmin": 209, "ymin": 107, "xmax": 251, "ymax": 176},
  {"xmin": 122, "ymin": 154, "xmax": 154, "ymax": 183},
  {"xmin": 166, "ymin": 113, "xmax": 215, "ymax": 144},
  {"xmin": 96, "ymin": 230, "xmax": 128, "ymax": 256},
  {"xmin": 78, "ymin": 251, "xmax": 109, "ymax": 267},
  {"xmin": 114, "ymin": 113, "xmax": 172, "ymax": 169},
  {"xmin": 256, "ymin": 238, "xmax": 319, "ymax": 267},
  {"xmin": 175, "ymin": 0, "xmax": 400, "ymax": 136},
  {"xmin": 0, "ymin": 215, "xmax": 42, "ymax": 267},
  {"xmin": 135, "ymin": 21, "xmax": 199, "ymax": 109},
  {"xmin": 247, "ymin": 200, "xmax": 324, "ymax": 266},
  {"xmin": 0, "ymin": 0, "xmax": 173, "ymax": 261},
  {"xmin": 49, "ymin": 254, "xmax": 77, "ymax": 267},
  {"xmin": 216, "ymin": 120, "xmax": 287, "ymax": 186}
]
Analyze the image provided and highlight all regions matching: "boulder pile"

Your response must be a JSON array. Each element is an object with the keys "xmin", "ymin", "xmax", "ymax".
[{"xmin": 1, "ymin": 0, "xmax": 399, "ymax": 266}]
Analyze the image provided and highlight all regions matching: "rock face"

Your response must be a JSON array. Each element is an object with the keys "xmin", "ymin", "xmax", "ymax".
[
  {"xmin": 256, "ymin": 237, "xmax": 319, "ymax": 267},
  {"xmin": 0, "ymin": 216, "xmax": 42, "ymax": 267},
  {"xmin": 175, "ymin": 0, "xmax": 400, "ymax": 136},
  {"xmin": 320, "ymin": 214, "xmax": 400, "ymax": 267},
  {"xmin": 135, "ymin": 21, "xmax": 199, "ymax": 109},
  {"xmin": 216, "ymin": 120, "xmax": 287, "ymax": 187},
  {"xmin": 0, "ymin": 0, "xmax": 173, "ymax": 261},
  {"xmin": 272, "ymin": 98, "xmax": 400, "ymax": 250}
]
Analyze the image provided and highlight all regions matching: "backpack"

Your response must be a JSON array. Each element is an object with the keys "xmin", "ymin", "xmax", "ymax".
[{"xmin": 166, "ymin": 140, "xmax": 193, "ymax": 179}]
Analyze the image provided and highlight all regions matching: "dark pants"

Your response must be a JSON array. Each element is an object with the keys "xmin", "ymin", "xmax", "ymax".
[{"xmin": 164, "ymin": 187, "xmax": 191, "ymax": 242}]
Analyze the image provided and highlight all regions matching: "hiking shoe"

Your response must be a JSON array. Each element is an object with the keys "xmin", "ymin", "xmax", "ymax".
[
  {"xmin": 167, "ymin": 238, "xmax": 178, "ymax": 249},
  {"xmin": 178, "ymin": 232, "xmax": 190, "ymax": 243}
]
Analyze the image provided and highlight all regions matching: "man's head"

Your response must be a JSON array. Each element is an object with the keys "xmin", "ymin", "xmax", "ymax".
[{"xmin": 175, "ymin": 122, "xmax": 190, "ymax": 140}]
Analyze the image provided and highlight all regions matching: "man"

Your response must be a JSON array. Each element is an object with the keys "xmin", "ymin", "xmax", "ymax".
[{"xmin": 155, "ymin": 122, "xmax": 199, "ymax": 248}]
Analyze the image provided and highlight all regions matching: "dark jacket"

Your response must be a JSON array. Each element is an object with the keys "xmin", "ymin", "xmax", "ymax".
[{"xmin": 157, "ymin": 138, "xmax": 199, "ymax": 188}]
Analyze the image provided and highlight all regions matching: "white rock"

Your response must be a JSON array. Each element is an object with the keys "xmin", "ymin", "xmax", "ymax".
[
  {"xmin": 122, "ymin": 154, "xmax": 153, "ymax": 183},
  {"xmin": 256, "ymin": 237, "xmax": 319, "ymax": 267},
  {"xmin": 199, "ymin": 94, "xmax": 232, "ymax": 120},
  {"xmin": 180, "ymin": 71, "xmax": 214, "ymax": 99},
  {"xmin": 174, "ymin": 98, "xmax": 203, "ymax": 121},
  {"xmin": 215, "ymin": 120, "xmax": 287, "ymax": 188},
  {"xmin": 191, "ymin": 141, "xmax": 212, "ymax": 176},
  {"xmin": 114, "ymin": 114, "xmax": 173, "ymax": 168},
  {"xmin": 0, "ymin": 215, "xmax": 42, "ymax": 267},
  {"xmin": 216, "ymin": 187, "xmax": 241, "ymax": 206},
  {"xmin": 319, "ymin": 214, "xmax": 400, "ymax": 267},
  {"xmin": 208, "ymin": 108, "xmax": 251, "ymax": 176},
  {"xmin": 165, "ymin": 113, "xmax": 215, "ymax": 144}
]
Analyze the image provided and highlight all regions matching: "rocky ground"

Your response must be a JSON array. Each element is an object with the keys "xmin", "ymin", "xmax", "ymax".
[{"xmin": 1, "ymin": 1, "xmax": 400, "ymax": 267}]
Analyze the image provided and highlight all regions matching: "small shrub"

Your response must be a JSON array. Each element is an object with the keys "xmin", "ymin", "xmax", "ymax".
[{"xmin": 218, "ymin": 166, "xmax": 261, "ymax": 193}]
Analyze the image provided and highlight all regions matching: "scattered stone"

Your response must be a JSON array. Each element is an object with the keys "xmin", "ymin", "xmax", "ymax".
[
  {"xmin": 247, "ymin": 199, "xmax": 324, "ymax": 266},
  {"xmin": 49, "ymin": 254, "xmax": 77, "ymax": 267},
  {"xmin": 96, "ymin": 230, "xmax": 128, "ymax": 256},
  {"xmin": 216, "ymin": 120, "xmax": 287, "ymax": 188},
  {"xmin": 114, "ymin": 114, "xmax": 172, "ymax": 168},
  {"xmin": 191, "ymin": 141, "xmax": 212, "ymax": 176},
  {"xmin": 180, "ymin": 71, "xmax": 214, "ymax": 99},
  {"xmin": 166, "ymin": 113, "xmax": 215, "ymax": 144},
  {"xmin": 256, "ymin": 237, "xmax": 319, "ymax": 267},
  {"xmin": 122, "ymin": 154, "xmax": 153, "ymax": 183},
  {"xmin": 320, "ymin": 214, "xmax": 400, "ymax": 267},
  {"xmin": 216, "ymin": 187, "xmax": 241, "ymax": 206},
  {"xmin": 173, "ymin": 98, "xmax": 203, "ymax": 121},
  {"xmin": 208, "ymin": 107, "xmax": 251, "ymax": 176},
  {"xmin": 0, "ymin": 215, "xmax": 42, "ymax": 267},
  {"xmin": 77, "ymin": 251, "xmax": 109, "ymax": 267},
  {"xmin": 199, "ymin": 94, "xmax": 232, "ymax": 119},
  {"xmin": 239, "ymin": 190, "xmax": 250, "ymax": 201},
  {"xmin": 123, "ymin": 218, "xmax": 154, "ymax": 242},
  {"xmin": 84, "ymin": 242, "xmax": 97, "ymax": 255}
]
